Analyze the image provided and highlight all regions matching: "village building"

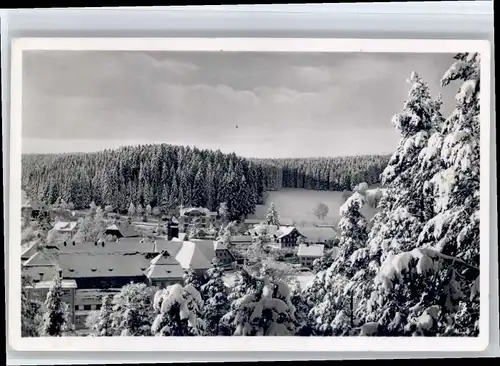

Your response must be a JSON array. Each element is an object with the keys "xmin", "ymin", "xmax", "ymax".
[
  {"xmin": 144, "ymin": 250, "xmax": 185, "ymax": 289},
  {"xmin": 213, "ymin": 241, "xmax": 236, "ymax": 267},
  {"xmin": 50, "ymin": 221, "xmax": 79, "ymax": 239},
  {"xmin": 103, "ymin": 223, "xmax": 139, "ymax": 239},
  {"xmin": 241, "ymin": 218, "xmax": 262, "ymax": 230},
  {"xmin": 297, "ymin": 244, "xmax": 325, "ymax": 267},
  {"xmin": 229, "ymin": 235, "xmax": 253, "ymax": 246},
  {"xmin": 274, "ymin": 226, "xmax": 305, "ymax": 249},
  {"xmin": 298, "ymin": 226, "xmax": 338, "ymax": 246},
  {"xmin": 179, "ymin": 207, "xmax": 217, "ymax": 232}
]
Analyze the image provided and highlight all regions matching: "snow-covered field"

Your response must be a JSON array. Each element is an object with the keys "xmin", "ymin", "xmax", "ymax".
[{"xmin": 249, "ymin": 188, "xmax": 380, "ymax": 226}]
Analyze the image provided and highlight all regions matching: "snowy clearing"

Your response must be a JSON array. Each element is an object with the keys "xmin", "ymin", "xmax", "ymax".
[{"xmin": 248, "ymin": 188, "xmax": 380, "ymax": 227}]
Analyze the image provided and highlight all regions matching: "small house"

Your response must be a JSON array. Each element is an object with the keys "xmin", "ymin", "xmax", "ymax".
[
  {"xmin": 229, "ymin": 235, "xmax": 253, "ymax": 246},
  {"xmin": 297, "ymin": 244, "xmax": 325, "ymax": 267},
  {"xmin": 275, "ymin": 226, "xmax": 304, "ymax": 249},
  {"xmin": 144, "ymin": 250, "xmax": 185, "ymax": 289},
  {"xmin": 51, "ymin": 221, "xmax": 79, "ymax": 240},
  {"xmin": 103, "ymin": 223, "xmax": 139, "ymax": 239},
  {"xmin": 299, "ymin": 227, "xmax": 338, "ymax": 246},
  {"xmin": 179, "ymin": 207, "xmax": 217, "ymax": 232},
  {"xmin": 214, "ymin": 241, "xmax": 236, "ymax": 267}
]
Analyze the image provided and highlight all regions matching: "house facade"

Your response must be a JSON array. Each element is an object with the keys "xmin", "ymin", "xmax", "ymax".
[
  {"xmin": 179, "ymin": 207, "xmax": 217, "ymax": 232},
  {"xmin": 275, "ymin": 227, "xmax": 304, "ymax": 249},
  {"xmin": 297, "ymin": 244, "xmax": 325, "ymax": 267}
]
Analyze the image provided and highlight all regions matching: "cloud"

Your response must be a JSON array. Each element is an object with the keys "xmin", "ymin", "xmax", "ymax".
[{"xmin": 21, "ymin": 50, "xmax": 457, "ymax": 157}]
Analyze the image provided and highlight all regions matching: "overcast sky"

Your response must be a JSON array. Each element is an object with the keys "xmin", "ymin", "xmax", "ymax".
[{"xmin": 22, "ymin": 50, "xmax": 457, "ymax": 158}]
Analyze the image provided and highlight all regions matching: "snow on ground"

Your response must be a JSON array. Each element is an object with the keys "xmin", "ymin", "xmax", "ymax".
[{"xmin": 248, "ymin": 188, "xmax": 380, "ymax": 227}]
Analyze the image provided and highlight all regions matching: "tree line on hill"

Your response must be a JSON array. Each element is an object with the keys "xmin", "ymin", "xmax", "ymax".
[
  {"xmin": 22, "ymin": 146, "xmax": 388, "ymax": 222},
  {"xmin": 21, "ymin": 52, "xmax": 480, "ymax": 337},
  {"xmin": 253, "ymin": 155, "xmax": 389, "ymax": 192}
]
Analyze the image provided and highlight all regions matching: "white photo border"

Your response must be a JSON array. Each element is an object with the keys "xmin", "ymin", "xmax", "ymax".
[{"xmin": 8, "ymin": 37, "xmax": 492, "ymax": 353}]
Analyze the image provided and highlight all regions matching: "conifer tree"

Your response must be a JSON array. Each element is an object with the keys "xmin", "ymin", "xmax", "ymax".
[
  {"xmin": 152, "ymin": 284, "xmax": 205, "ymax": 336},
  {"xmin": 200, "ymin": 259, "xmax": 229, "ymax": 335},
  {"xmin": 92, "ymin": 295, "xmax": 114, "ymax": 337},
  {"xmin": 265, "ymin": 203, "xmax": 280, "ymax": 227},
  {"xmin": 40, "ymin": 274, "xmax": 70, "ymax": 337}
]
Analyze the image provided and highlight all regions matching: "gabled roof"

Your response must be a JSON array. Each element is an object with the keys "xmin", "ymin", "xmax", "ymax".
[
  {"xmin": 180, "ymin": 207, "xmax": 211, "ymax": 216},
  {"xmin": 154, "ymin": 240, "xmax": 184, "ymax": 257},
  {"xmin": 298, "ymin": 227, "xmax": 338, "ymax": 241},
  {"xmin": 58, "ymin": 252, "xmax": 150, "ymax": 278},
  {"xmin": 57, "ymin": 238, "xmax": 157, "ymax": 254},
  {"xmin": 104, "ymin": 223, "xmax": 139, "ymax": 238},
  {"xmin": 190, "ymin": 239, "xmax": 216, "ymax": 263},
  {"xmin": 144, "ymin": 251, "xmax": 184, "ymax": 279},
  {"xmin": 229, "ymin": 235, "xmax": 253, "ymax": 243},
  {"xmin": 175, "ymin": 241, "xmax": 213, "ymax": 270},
  {"xmin": 53, "ymin": 221, "xmax": 78, "ymax": 231},
  {"xmin": 276, "ymin": 226, "xmax": 300, "ymax": 239},
  {"xmin": 243, "ymin": 218, "xmax": 262, "ymax": 225},
  {"xmin": 297, "ymin": 244, "xmax": 325, "ymax": 258},
  {"xmin": 214, "ymin": 241, "xmax": 228, "ymax": 250}
]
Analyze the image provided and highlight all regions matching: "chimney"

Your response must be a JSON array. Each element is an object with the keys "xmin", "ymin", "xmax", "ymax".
[{"xmin": 39, "ymin": 272, "xmax": 44, "ymax": 281}]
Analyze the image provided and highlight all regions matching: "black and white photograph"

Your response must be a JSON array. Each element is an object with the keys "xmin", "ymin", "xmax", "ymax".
[{"xmin": 9, "ymin": 38, "xmax": 490, "ymax": 351}]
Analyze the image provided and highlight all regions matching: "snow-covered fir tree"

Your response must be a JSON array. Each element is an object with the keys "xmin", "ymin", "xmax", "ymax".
[
  {"xmin": 222, "ymin": 273, "xmax": 297, "ymax": 336},
  {"xmin": 265, "ymin": 203, "xmax": 280, "ymax": 227},
  {"xmin": 21, "ymin": 275, "xmax": 43, "ymax": 337},
  {"xmin": 91, "ymin": 295, "xmax": 114, "ymax": 337},
  {"xmin": 110, "ymin": 283, "xmax": 156, "ymax": 336},
  {"xmin": 128, "ymin": 202, "xmax": 136, "ymax": 217},
  {"xmin": 40, "ymin": 274, "xmax": 71, "ymax": 337},
  {"xmin": 368, "ymin": 72, "xmax": 444, "ymax": 265},
  {"xmin": 415, "ymin": 52, "xmax": 482, "ymax": 336},
  {"xmin": 183, "ymin": 268, "xmax": 205, "ymax": 291},
  {"xmin": 151, "ymin": 283, "xmax": 205, "ymax": 336},
  {"xmin": 305, "ymin": 192, "xmax": 369, "ymax": 335},
  {"xmin": 357, "ymin": 55, "xmax": 481, "ymax": 336},
  {"xmin": 200, "ymin": 259, "xmax": 229, "ymax": 335}
]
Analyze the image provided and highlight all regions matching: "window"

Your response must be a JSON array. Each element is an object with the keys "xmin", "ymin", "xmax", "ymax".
[
  {"xmin": 96, "ymin": 304, "xmax": 102, "ymax": 310},
  {"xmin": 83, "ymin": 304, "xmax": 92, "ymax": 311}
]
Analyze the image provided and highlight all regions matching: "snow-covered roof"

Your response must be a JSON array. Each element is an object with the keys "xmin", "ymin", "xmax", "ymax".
[
  {"xmin": 243, "ymin": 218, "xmax": 262, "ymax": 225},
  {"xmin": 21, "ymin": 242, "xmax": 38, "ymax": 259},
  {"xmin": 104, "ymin": 223, "xmax": 139, "ymax": 238},
  {"xmin": 175, "ymin": 241, "xmax": 213, "ymax": 270},
  {"xmin": 249, "ymin": 224, "xmax": 279, "ymax": 236},
  {"xmin": 144, "ymin": 251, "xmax": 184, "ymax": 279},
  {"xmin": 105, "ymin": 224, "xmax": 120, "ymax": 231},
  {"xmin": 23, "ymin": 250, "xmax": 58, "ymax": 266},
  {"xmin": 214, "ymin": 241, "xmax": 228, "ymax": 251},
  {"xmin": 57, "ymin": 238, "xmax": 158, "ymax": 254},
  {"xmin": 25, "ymin": 279, "xmax": 77, "ymax": 289},
  {"xmin": 297, "ymin": 244, "xmax": 324, "ymax": 258},
  {"xmin": 53, "ymin": 221, "xmax": 78, "ymax": 231},
  {"xmin": 276, "ymin": 226, "xmax": 299, "ymax": 239},
  {"xmin": 58, "ymin": 252, "xmax": 151, "ymax": 278},
  {"xmin": 190, "ymin": 239, "xmax": 216, "ymax": 263},
  {"xmin": 298, "ymin": 227, "xmax": 338, "ymax": 242},
  {"xmin": 180, "ymin": 207, "xmax": 211, "ymax": 216},
  {"xmin": 229, "ymin": 235, "xmax": 253, "ymax": 243},
  {"xmin": 154, "ymin": 240, "xmax": 184, "ymax": 257}
]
